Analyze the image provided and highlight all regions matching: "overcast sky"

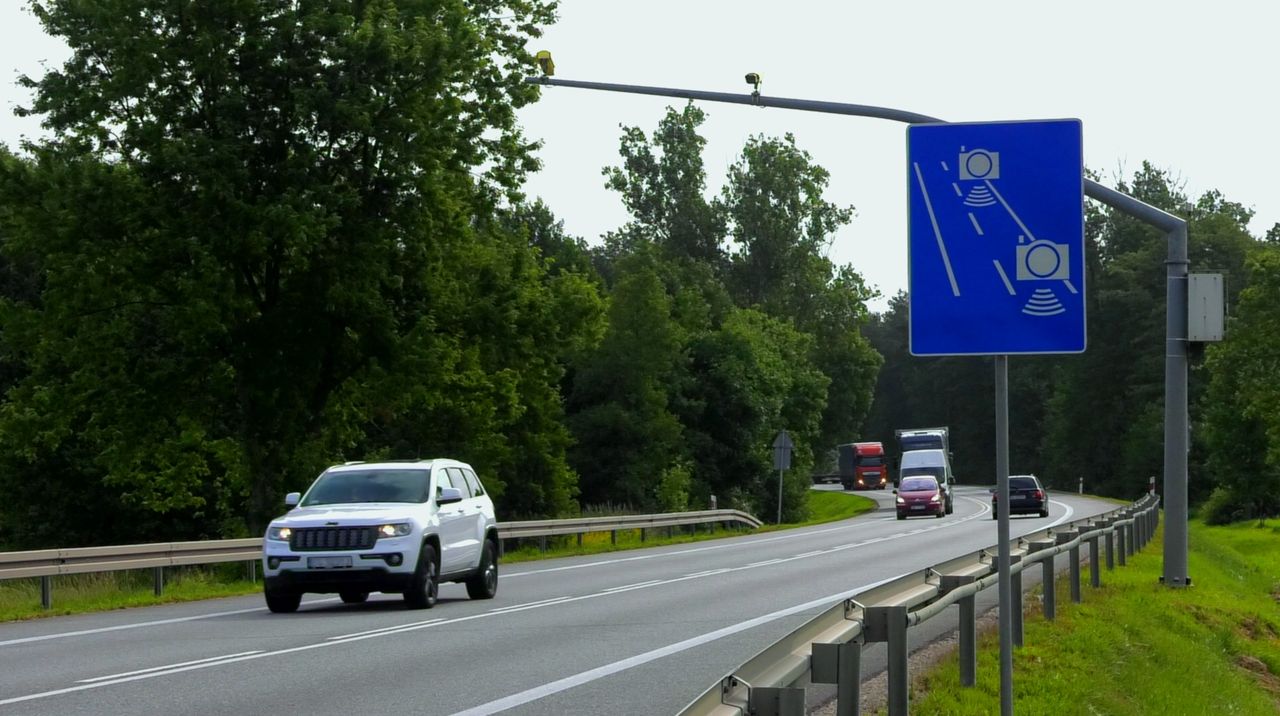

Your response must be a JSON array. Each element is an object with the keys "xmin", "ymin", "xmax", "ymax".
[{"xmin": 2, "ymin": 2, "xmax": 1275, "ymax": 312}]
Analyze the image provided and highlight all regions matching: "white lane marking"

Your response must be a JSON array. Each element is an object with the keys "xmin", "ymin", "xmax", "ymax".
[
  {"xmin": 0, "ymin": 598, "xmax": 339, "ymax": 648},
  {"xmin": 1047, "ymin": 499, "xmax": 1075, "ymax": 529},
  {"xmin": 745, "ymin": 559, "xmax": 785, "ymax": 568},
  {"xmin": 968, "ymin": 212, "xmax": 984, "ymax": 235},
  {"xmin": 76, "ymin": 651, "xmax": 264, "ymax": 683},
  {"xmin": 993, "ymin": 260, "xmax": 1016, "ymax": 295},
  {"xmin": 601, "ymin": 580, "xmax": 662, "ymax": 593},
  {"xmin": 914, "ymin": 162, "xmax": 961, "ymax": 296},
  {"xmin": 684, "ymin": 568, "xmax": 732, "ymax": 579},
  {"xmin": 445, "ymin": 575, "xmax": 901, "ymax": 716},
  {"xmin": 486, "ymin": 595, "xmax": 570, "ymax": 612},
  {"xmin": 327, "ymin": 618, "xmax": 445, "ymax": 641}
]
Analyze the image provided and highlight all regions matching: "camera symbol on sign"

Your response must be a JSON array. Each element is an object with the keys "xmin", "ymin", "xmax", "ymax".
[
  {"xmin": 1016, "ymin": 240, "xmax": 1070, "ymax": 281},
  {"xmin": 959, "ymin": 148, "xmax": 1000, "ymax": 180}
]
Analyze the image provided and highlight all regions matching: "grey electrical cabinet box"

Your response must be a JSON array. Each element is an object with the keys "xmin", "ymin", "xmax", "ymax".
[{"xmin": 1188, "ymin": 273, "xmax": 1225, "ymax": 342}]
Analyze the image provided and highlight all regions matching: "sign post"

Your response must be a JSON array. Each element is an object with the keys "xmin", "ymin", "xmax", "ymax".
[
  {"xmin": 908, "ymin": 118, "xmax": 1085, "ymax": 716},
  {"xmin": 772, "ymin": 431, "xmax": 794, "ymax": 525}
]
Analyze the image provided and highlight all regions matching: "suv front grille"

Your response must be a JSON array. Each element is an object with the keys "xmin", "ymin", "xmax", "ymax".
[{"xmin": 290, "ymin": 527, "xmax": 377, "ymax": 551}]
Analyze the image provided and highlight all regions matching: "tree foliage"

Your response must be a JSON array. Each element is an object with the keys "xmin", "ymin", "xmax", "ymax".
[{"xmin": 0, "ymin": 0, "xmax": 582, "ymax": 546}]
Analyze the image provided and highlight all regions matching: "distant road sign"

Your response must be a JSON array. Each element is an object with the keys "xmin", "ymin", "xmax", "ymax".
[{"xmin": 907, "ymin": 119, "xmax": 1085, "ymax": 355}]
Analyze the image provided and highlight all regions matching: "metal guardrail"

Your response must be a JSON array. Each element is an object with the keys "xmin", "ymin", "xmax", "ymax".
[
  {"xmin": 678, "ymin": 493, "xmax": 1161, "ymax": 716},
  {"xmin": 0, "ymin": 508, "xmax": 763, "ymax": 609}
]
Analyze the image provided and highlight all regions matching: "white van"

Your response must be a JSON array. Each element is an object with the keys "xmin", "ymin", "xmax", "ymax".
[{"xmin": 898, "ymin": 449, "xmax": 954, "ymax": 514}]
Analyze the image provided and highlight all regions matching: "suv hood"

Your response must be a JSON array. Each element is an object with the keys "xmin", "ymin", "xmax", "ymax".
[{"xmin": 274, "ymin": 503, "xmax": 424, "ymax": 526}]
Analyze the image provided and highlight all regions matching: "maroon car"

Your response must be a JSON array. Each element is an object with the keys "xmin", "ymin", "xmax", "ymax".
[{"xmin": 896, "ymin": 475, "xmax": 946, "ymax": 519}]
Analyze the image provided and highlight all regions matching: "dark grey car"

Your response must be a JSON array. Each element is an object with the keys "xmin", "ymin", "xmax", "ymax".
[{"xmin": 992, "ymin": 474, "xmax": 1049, "ymax": 519}]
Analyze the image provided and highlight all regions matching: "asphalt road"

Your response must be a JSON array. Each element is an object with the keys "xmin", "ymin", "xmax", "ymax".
[{"xmin": 0, "ymin": 487, "xmax": 1120, "ymax": 715}]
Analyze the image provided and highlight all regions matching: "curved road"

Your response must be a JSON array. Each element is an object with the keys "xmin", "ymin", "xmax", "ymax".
[{"xmin": 0, "ymin": 487, "xmax": 1118, "ymax": 715}]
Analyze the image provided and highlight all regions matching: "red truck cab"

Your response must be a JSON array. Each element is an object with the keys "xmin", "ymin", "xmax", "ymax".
[{"xmin": 838, "ymin": 442, "xmax": 888, "ymax": 490}]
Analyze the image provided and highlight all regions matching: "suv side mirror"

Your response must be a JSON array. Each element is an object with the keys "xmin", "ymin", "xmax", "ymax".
[
  {"xmin": 437, "ymin": 487, "xmax": 464, "ymax": 505},
  {"xmin": 284, "ymin": 492, "xmax": 301, "ymax": 507}
]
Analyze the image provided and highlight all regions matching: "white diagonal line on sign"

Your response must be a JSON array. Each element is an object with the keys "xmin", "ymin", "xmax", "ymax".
[
  {"xmin": 913, "ymin": 162, "xmax": 960, "ymax": 297},
  {"xmin": 968, "ymin": 212, "xmax": 984, "ymax": 236},
  {"xmin": 993, "ymin": 260, "xmax": 1016, "ymax": 295}
]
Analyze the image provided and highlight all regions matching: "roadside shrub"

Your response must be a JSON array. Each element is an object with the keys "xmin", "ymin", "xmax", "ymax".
[{"xmin": 1201, "ymin": 486, "xmax": 1253, "ymax": 525}]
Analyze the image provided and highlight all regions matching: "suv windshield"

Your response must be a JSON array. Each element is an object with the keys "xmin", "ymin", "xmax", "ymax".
[{"xmin": 300, "ymin": 469, "xmax": 431, "ymax": 506}]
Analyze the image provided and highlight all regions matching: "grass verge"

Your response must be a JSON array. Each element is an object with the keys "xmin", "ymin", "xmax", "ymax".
[
  {"xmin": 1, "ymin": 490, "xmax": 876, "ymax": 622},
  {"xmin": 0, "ymin": 565, "xmax": 262, "ymax": 623},
  {"xmin": 895, "ymin": 518, "xmax": 1280, "ymax": 715}
]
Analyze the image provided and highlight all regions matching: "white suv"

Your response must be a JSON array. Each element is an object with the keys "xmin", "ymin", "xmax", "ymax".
[{"xmin": 262, "ymin": 459, "xmax": 499, "ymax": 613}]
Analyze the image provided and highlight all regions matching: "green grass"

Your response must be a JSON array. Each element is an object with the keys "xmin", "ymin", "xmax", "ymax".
[
  {"xmin": 1, "ymin": 490, "xmax": 876, "ymax": 621},
  {"xmin": 0, "ymin": 565, "xmax": 263, "ymax": 623},
  {"xmin": 896, "ymin": 517, "xmax": 1280, "ymax": 715}
]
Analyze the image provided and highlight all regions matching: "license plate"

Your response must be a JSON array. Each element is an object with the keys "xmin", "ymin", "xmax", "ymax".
[
  {"xmin": 308, "ymin": 556, "xmax": 352, "ymax": 569},
  {"xmin": 911, "ymin": 504, "xmax": 926, "ymax": 510},
  {"xmin": 866, "ymin": 472, "xmax": 880, "ymax": 477}
]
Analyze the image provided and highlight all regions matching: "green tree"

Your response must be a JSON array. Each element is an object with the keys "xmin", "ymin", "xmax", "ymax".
[
  {"xmin": 0, "ymin": 0, "xmax": 569, "ymax": 543},
  {"xmin": 1199, "ymin": 245, "xmax": 1280, "ymax": 523},
  {"xmin": 567, "ymin": 252, "xmax": 685, "ymax": 509}
]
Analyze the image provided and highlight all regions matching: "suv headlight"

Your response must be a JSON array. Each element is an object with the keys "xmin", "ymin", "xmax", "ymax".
[
  {"xmin": 377, "ymin": 523, "xmax": 412, "ymax": 538},
  {"xmin": 267, "ymin": 526, "xmax": 293, "ymax": 541}
]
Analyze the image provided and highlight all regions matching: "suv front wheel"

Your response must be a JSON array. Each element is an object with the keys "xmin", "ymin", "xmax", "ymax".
[
  {"xmin": 465, "ymin": 539, "xmax": 499, "ymax": 600},
  {"xmin": 265, "ymin": 586, "xmax": 302, "ymax": 614},
  {"xmin": 404, "ymin": 543, "xmax": 439, "ymax": 609}
]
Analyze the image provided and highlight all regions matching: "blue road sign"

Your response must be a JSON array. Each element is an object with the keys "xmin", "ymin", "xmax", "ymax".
[{"xmin": 907, "ymin": 119, "xmax": 1085, "ymax": 355}]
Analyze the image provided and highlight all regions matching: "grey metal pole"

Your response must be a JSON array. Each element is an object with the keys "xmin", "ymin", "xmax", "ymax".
[
  {"xmin": 528, "ymin": 74, "xmax": 1191, "ymax": 588},
  {"xmin": 41, "ymin": 576, "xmax": 52, "ymax": 610},
  {"xmin": 994, "ymin": 356, "xmax": 1013, "ymax": 716},
  {"xmin": 1163, "ymin": 223, "xmax": 1190, "ymax": 587},
  {"xmin": 777, "ymin": 469, "xmax": 784, "ymax": 525}
]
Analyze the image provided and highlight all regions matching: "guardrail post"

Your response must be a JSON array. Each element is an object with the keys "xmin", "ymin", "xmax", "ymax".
[
  {"xmin": 812, "ymin": 634, "xmax": 864, "ymax": 716},
  {"xmin": 153, "ymin": 566, "xmax": 164, "ymax": 596},
  {"xmin": 1116, "ymin": 519, "xmax": 1127, "ymax": 567},
  {"xmin": 749, "ymin": 687, "xmax": 806, "ymax": 716},
  {"xmin": 1105, "ymin": 526, "xmax": 1115, "ymax": 571},
  {"xmin": 640, "ymin": 528, "xmax": 646, "ymax": 543},
  {"xmin": 942, "ymin": 575, "xmax": 978, "ymax": 687},
  {"xmin": 610, "ymin": 530, "xmax": 617, "ymax": 546},
  {"xmin": 1010, "ymin": 554, "xmax": 1023, "ymax": 647},
  {"xmin": 1056, "ymin": 530, "xmax": 1081, "ymax": 604},
  {"xmin": 1127, "ymin": 519, "xmax": 1136, "ymax": 558},
  {"xmin": 248, "ymin": 560, "xmax": 257, "ymax": 584},
  {"xmin": 41, "ymin": 576, "xmax": 52, "ymax": 610},
  {"xmin": 539, "ymin": 535, "xmax": 548, "ymax": 552},
  {"xmin": 864, "ymin": 605, "xmax": 909, "ymax": 716},
  {"xmin": 1030, "ymin": 540, "xmax": 1056, "ymax": 621},
  {"xmin": 1089, "ymin": 531, "xmax": 1101, "ymax": 588}
]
